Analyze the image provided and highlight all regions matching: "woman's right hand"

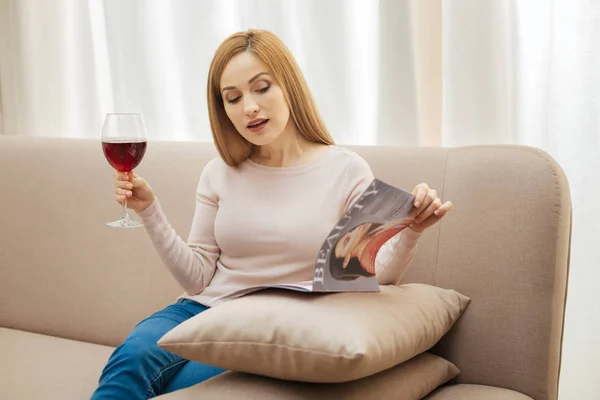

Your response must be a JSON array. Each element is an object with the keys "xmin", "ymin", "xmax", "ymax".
[{"xmin": 114, "ymin": 171, "xmax": 155, "ymax": 213}]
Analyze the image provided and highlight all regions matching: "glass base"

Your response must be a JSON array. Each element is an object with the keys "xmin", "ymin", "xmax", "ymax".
[{"xmin": 106, "ymin": 218, "xmax": 144, "ymax": 228}]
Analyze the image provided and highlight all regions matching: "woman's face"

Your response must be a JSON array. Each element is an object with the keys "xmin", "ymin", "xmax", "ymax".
[
  {"xmin": 334, "ymin": 223, "xmax": 371, "ymax": 260},
  {"xmin": 220, "ymin": 52, "xmax": 292, "ymax": 146}
]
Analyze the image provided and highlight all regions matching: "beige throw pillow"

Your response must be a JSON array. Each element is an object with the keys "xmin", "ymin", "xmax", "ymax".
[
  {"xmin": 154, "ymin": 352, "xmax": 460, "ymax": 400},
  {"xmin": 158, "ymin": 284, "xmax": 470, "ymax": 383}
]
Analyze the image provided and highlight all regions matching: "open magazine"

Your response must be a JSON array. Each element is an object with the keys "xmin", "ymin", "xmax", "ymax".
[{"xmin": 218, "ymin": 179, "xmax": 416, "ymax": 299}]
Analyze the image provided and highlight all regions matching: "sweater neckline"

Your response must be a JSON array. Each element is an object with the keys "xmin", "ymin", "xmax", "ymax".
[{"xmin": 244, "ymin": 145, "xmax": 334, "ymax": 173}]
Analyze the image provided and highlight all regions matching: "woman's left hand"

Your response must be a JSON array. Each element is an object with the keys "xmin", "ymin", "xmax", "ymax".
[{"xmin": 408, "ymin": 183, "xmax": 453, "ymax": 233}]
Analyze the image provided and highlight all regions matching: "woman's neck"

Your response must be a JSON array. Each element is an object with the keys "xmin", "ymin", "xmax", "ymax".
[{"xmin": 250, "ymin": 123, "xmax": 327, "ymax": 167}]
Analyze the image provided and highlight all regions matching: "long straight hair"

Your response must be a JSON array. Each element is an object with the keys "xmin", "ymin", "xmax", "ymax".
[{"xmin": 206, "ymin": 29, "xmax": 335, "ymax": 166}]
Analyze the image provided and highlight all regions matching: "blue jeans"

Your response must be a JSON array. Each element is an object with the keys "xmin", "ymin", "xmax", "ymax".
[{"xmin": 90, "ymin": 299, "xmax": 226, "ymax": 399}]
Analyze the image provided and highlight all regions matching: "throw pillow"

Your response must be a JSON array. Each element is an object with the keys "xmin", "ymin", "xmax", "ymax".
[
  {"xmin": 157, "ymin": 283, "xmax": 470, "ymax": 383},
  {"xmin": 156, "ymin": 352, "xmax": 460, "ymax": 400}
]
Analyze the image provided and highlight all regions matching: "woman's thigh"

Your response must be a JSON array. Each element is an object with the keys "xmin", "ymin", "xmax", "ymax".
[
  {"xmin": 163, "ymin": 360, "xmax": 226, "ymax": 394},
  {"xmin": 130, "ymin": 298, "xmax": 208, "ymax": 339}
]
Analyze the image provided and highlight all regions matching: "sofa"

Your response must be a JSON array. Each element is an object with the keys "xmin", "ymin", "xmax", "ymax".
[{"xmin": 0, "ymin": 135, "xmax": 571, "ymax": 399}]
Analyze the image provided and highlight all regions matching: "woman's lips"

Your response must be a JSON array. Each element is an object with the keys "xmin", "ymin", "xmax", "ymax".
[{"xmin": 247, "ymin": 119, "xmax": 269, "ymax": 133}]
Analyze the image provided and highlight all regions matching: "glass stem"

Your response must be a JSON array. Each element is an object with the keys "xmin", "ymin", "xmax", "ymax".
[{"xmin": 121, "ymin": 198, "xmax": 130, "ymax": 225}]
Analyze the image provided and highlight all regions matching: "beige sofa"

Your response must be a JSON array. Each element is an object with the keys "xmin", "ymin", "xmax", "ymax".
[{"xmin": 0, "ymin": 135, "xmax": 571, "ymax": 399}]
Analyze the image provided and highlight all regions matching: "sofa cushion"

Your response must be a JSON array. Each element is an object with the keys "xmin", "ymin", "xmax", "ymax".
[
  {"xmin": 424, "ymin": 384, "xmax": 534, "ymax": 399},
  {"xmin": 0, "ymin": 327, "xmax": 114, "ymax": 400},
  {"xmin": 158, "ymin": 284, "xmax": 470, "ymax": 383},
  {"xmin": 156, "ymin": 352, "xmax": 460, "ymax": 400}
]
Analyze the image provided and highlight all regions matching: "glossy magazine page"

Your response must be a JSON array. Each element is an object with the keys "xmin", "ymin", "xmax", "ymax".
[{"xmin": 311, "ymin": 179, "xmax": 415, "ymax": 292}]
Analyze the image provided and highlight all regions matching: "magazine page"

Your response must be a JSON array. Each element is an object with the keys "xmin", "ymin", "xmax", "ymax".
[
  {"xmin": 211, "ymin": 281, "xmax": 315, "ymax": 302},
  {"xmin": 311, "ymin": 179, "xmax": 415, "ymax": 292},
  {"xmin": 270, "ymin": 281, "xmax": 314, "ymax": 291}
]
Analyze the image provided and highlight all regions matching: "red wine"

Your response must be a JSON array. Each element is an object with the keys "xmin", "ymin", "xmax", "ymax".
[{"xmin": 102, "ymin": 140, "xmax": 147, "ymax": 172}]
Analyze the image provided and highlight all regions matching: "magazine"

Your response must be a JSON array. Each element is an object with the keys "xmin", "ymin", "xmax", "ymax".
[{"xmin": 218, "ymin": 179, "xmax": 416, "ymax": 299}]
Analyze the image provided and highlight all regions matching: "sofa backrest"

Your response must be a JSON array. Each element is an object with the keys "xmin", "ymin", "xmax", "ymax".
[
  {"xmin": 0, "ymin": 136, "xmax": 570, "ymax": 400},
  {"xmin": 357, "ymin": 144, "xmax": 571, "ymax": 400}
]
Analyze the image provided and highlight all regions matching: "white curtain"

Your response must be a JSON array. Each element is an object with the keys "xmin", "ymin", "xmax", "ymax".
[
  {"xmin": 443, "ymin": 2, "xmax": 599, "ymax": 399},
  {"xmin": 0, "ymin": 0, "xmax": 433, "ymax": 146},
  {"xmin": 1, "ymin": 0, "xmax": 598, "ymax": 398}
]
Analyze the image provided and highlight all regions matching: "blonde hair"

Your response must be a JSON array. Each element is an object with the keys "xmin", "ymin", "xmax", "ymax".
[{"xmin": 207, "ymin": 29, "xmax": 335, "ymax": 166}]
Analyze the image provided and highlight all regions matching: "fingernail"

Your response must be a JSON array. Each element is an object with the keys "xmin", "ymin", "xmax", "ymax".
[{"xmin": 415, "ymin": 201, "xmax": 420, "ymax": 208}]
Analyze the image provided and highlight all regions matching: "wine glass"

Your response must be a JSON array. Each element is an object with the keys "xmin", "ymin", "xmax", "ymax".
[{"xmin": 101, "ymin": 113, "xmax": 148, "ymax": 228}]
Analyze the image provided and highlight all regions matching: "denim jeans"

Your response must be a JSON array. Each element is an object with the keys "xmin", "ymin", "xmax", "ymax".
[{"xmin": 90, "ymin": 298, "xmax": 226, "ymax": 399}]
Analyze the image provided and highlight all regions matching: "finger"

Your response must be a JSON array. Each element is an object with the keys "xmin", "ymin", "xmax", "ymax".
[
  {"xmin": 412, "ymin": 184, "xmax": 429, "ymax": 208},
  {"xmin": 116, "ymin": 188, "xmax": 133, "ymax": 197},
  {"xmin": 115, "ymin": 194, "xmax": 126, "ymax": 204},
  {"xmin": 115, "ymin": 172, "xmax": 131, "ymax": 182},
  {"xmin": 415, "ymin": 198, "xmax": 442, "ymax": 223},
  {"xmin": 408, "ymin": 206, "xmax": 420, "ymax": 220},
  {"xmin": 414, "ymin": 189, "xmax": 437, "ymax": 217},
  {"xmin": 115, "ymin": 180, "xmax": 133, "ymax": 190},
  {"xmin": 423, "ymin": 189, "xmax": 437, "ymax": 208},
  {"xmin": 132, "ymin": 178, "xmax": 146, "ymax": 188},
  {"xmin": 434, "ymin": 201, "xmax": 453, "ymax": 217}
]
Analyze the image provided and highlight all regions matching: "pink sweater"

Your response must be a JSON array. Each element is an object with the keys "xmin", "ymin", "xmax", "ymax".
[{"xmin": 137, "ymin": 145, "xmax": 422, "ymax": 307}]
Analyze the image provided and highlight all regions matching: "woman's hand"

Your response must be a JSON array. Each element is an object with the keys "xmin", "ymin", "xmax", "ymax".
[
  {"xmin": 114, "ymin": 171, "xmax": 155, "ymax": 213},
  {"xmin": 408, "ymin": 183, "xmax": 453, "ymax": 233}
]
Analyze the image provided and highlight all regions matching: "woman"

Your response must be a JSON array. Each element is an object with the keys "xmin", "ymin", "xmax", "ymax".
[{"xmin": 91, "ymin": 29, "xmax": 453, "ymax": 399}]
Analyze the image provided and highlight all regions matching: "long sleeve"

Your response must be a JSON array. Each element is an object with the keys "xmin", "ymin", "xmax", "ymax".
[
  {"xmin": 342, "ymin": 152, "xmax": 422, "ymax": 286},
  {"xmin": 374, "ymin": 227, "xmax": 422, "ymax": 285},
  {"xmin": 136, "ymin": 160, "xmax": 220, "ymax": 295}
]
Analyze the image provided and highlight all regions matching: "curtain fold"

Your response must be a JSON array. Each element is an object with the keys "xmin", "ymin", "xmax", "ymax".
[{"xmin": 409, "ymin": 0, "xmax": 442, "ymax": 147}]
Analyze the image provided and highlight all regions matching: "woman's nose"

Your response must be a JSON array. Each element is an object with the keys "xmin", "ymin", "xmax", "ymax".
[{"xmin": 244, "ymin": 97, "xmax": 259, "ymax": 116}]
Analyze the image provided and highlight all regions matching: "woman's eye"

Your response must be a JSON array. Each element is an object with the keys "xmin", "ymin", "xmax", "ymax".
[
  {"xmin": 227, "ymin": 96, "xmax": 241, "ymax": 104},
  {"xmin": 257, "ymin": 85, "xmax": 270, "ymax": 93}
]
